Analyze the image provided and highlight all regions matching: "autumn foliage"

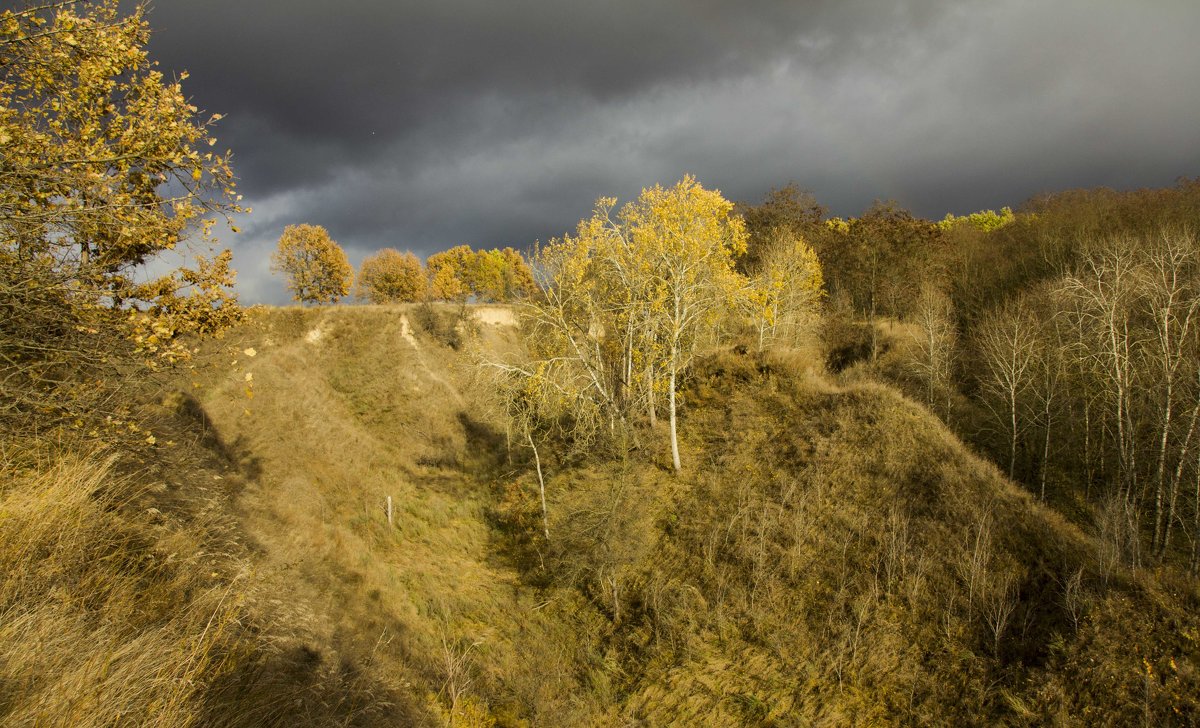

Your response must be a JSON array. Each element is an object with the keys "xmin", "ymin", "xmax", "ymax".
[
  {"xmin": 744, "ymin": 225, "xmax": 824, "ymax": 350},
  {"xmin": 426, "ymin": 245, "xmax": 473, "ymax": 301},
  {"xmin": 487, "ymin": 176, "xmax": 820, "ymax": 473},
  {"xmin": 426, "ymin": 244, "xmax": 535, "ymax": 302},
  {"xmin": 0, "ymin": 3, "xmax": 268, "ymax": 725},
  {"xmin": 356, "ymin": 248, "xmax": 425, "ymax": 303},
  {"xmin": 267, "ymin": 240, "xmax": 537, "ymax": 305},
  {"xmin": 271, "ymin": 223, "xmax": 354, "ymax": 304},
  {"xmin": 1, "ymin": 0, "xmax": 244, "ymax": 430}
]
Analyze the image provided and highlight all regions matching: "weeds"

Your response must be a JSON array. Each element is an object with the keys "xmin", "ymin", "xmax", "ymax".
[
  {"xmin": 6, "ymin": 304, "xmax": 1199, "ymax": 725},
  {"xmin": 0, "ymin": 451, "xmax": 252, "ymax": 726}
]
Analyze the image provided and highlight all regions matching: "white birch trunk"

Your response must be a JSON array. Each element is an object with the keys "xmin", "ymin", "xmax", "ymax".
[
  {"xmin": 527, "ymin": 431, "xmax": 550, "ymax": 539},
  {"xmin": 669, "ymin": 361, "xmax": 681, "ymax": 473}
]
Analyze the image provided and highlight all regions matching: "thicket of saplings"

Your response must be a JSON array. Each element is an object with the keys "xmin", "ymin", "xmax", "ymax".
[
  {"xmin": 465, "ymin": 179, "xmax": 1199, "ymax": 725},
  {"xmin": 778, "ymin": 180, "xmax": 1200, "ymax": 576}
]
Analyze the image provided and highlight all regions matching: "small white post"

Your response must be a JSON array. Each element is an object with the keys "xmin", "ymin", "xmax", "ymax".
[{"xmin": 386, "ymin": 495, "xmax": 393, "ymax": 527}]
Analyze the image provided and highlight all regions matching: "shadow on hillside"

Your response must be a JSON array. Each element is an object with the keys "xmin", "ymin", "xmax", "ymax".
[
  {"xmin": 175, "ymin": 392, "xmax": 263, "ymax": 481},
  {"xmin": 457, "ymin": 411, "xmax": 508, "ymax": 474},
  {"xmin": 199, "ymin": 637, "xmax": 434, "ymax": 727}
]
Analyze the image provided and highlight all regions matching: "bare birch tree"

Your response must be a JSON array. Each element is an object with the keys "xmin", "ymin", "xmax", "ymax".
[
  {"xmin": 976, "ymin": 298, "xmax": 1039, "ymax": 479},
  {"xmin": 911, "ymin": 283, "xmax": 958, "ymax": 420},
  {"xmin": 1140, "ymin": 230, "xmax": 1200, "ymax": 553},
  {"xmin": 1061, "ymin": 238, "xmax": 1145, "ymax": 502}
]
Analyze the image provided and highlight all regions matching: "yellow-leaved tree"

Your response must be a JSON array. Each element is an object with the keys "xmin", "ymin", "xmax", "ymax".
[
  {"xmin": 937, "ymin": 206, "xmax": 1015, "ymax": 232},
  {"xmin": 624, "ymin": 176, "xmax": 748, "ymax": 471},
  {"xmin": 426, "ymin": 245, "xmax": 473, "ymax": 301},
  {"xmin": 356, "ymin": 248, "xmax": 425, "ymax": 303},
  {"xmin": 496, "ymin": 247, "xmax": 538, "ymax": 301},
  {"xmin": 744, "ymin": 226, "xmax": 824, "ymax": 350},
  {"xmin": 1, "ymin": 0, "xmax": 245, "ymax": 429},
  {"xmin": 425, "ymin": 244, "xmax": 536, "ymax": 302},
  {"xmin": 470, "ymin": 247, "xmax": 537, "ymax": 302},
  {"xmin": 271, "ymin": 224, "xmax": 353, "ymax": 304},
  {"xmin": 488, "ymin": 176, "xmax": 747, "ymax": 473}
]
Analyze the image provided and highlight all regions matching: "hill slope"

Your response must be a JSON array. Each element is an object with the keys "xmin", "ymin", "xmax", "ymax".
[
  {"xmin": 180, "ymin": 305, "xmax": 1199, "ymax": 726},
  {"xmin": 190, "ymin": 304, "xmax": 606, "ymax": 725},
  {"xmin": 567, "ymin": 350, "xmax": 1199, "ymax": 725}
]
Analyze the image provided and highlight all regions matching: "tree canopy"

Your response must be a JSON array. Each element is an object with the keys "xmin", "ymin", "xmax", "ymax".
[
  {"xmin": 0, "ymin": 0, "xmax": 244, "ymax": 428},
  {"xmin": 737, "ymin": 183, "xmax": 827, "ymax": 275},
  {"xmin": 356, "ymin": 248, "xmax": 425, "ymax": 303},
  {"xmin": 743, "ymin": 226, "xmax": 824, "ymax": 350},
  {"xmin": 495, "ymin": 176, "xmax": 766, "ymax": 473},
  {"xmin": 271, "ymin": 224, "xmax": 353, "ymax": 304},
  {"xmin": 426, "ymin": 244, "xmax": 536, "ymax": 302}
]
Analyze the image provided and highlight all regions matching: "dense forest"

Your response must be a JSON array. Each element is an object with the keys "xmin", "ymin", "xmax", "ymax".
[{"xmin": 3, "ymin": 1, "xmax": 1200, "ymax": 726}]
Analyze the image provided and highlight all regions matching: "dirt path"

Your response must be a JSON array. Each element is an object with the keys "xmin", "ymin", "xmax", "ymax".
[{"xmin": 398, "ymin": 313, "xmax": 465, "ymax": 407}]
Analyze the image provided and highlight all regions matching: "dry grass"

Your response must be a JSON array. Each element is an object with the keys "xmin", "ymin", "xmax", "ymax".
[
  {"xmin": 193, "ymin": 306, "xmax": 1199, "ymax": 725},
  {"xmin": 6, "ymin": 303, "xmax": 1197, "ymax": 725},
  {"xmin": 188, "ymin": 304, "xmax": 603, "ymax": 725},
  {"xmin": 534, "ymin": 347, "xmax": 1200, "ymax": 725},
  {"xmin": 0, "ymin": 449, "xmax": 251, "ymax": 727}
]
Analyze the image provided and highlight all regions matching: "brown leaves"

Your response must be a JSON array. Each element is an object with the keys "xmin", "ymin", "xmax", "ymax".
[
  {"xmin": 270, "ymin": 224, "xmax": 353, "ymax": 304},
  {"xmin": 0, "ymin": 0, "xmax": 245, "ymax": 431},
  {"xmin": 356, "ymin": 248, "xmax": 425, "ymax": 303}
]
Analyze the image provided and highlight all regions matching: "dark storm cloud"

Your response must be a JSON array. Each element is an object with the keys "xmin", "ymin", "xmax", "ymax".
[
  {"xmin": 151, "ymin": 0, "xmax": 927, "ymax": 191},
  {"xmin": 143, "ymin": 0, "xmax": 1200, "ymax": 303}
]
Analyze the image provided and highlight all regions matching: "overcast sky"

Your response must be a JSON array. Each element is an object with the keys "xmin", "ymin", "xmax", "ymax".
[{"xmin": 143, "ymin": 0, "xmax": 1200, "ymax": 304}]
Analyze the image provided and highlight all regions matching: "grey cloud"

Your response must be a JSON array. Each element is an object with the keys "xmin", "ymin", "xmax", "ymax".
[
  {"xmin": 150, "ymin": 0, "xmax": 968, "ymax": 191},
  {"xmin": 141, "ymin": 0, "xmax": 1200, "ymax": 304}
]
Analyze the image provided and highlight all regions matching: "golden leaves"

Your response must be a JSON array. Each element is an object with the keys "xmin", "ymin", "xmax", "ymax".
[
  {"xmin": 515, "ymin": 177, "xmax": 755, "ymax": 470},
  {"xmin": 356, "ymin": 248, "xmax": 426, "ymax": 303},
  {"xmin": 424, "ymin": 245, "xmax": 535, "ymax": 303},
  {"xmin": 270, "ymin": 224, "xmax": 353, "ymax": 304},
  {"xmin": 743, "ymin": 227, "xmax": 824, "ymax": 349},
  {"xmin": 427, "ymin": 258, "xmax": 466, "ymax": 301},
  {"xmin": 1, "ymin": 0, "xmax": 246, "ymax": 373},
  {"xmin": 938, "ymin": 207, "xmax": 1015, "ymax": 233}
]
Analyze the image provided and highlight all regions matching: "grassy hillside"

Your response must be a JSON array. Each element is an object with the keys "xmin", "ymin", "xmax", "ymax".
[
  {"xmin": 5, "ymin": 303, "xmax": 1197, "ymax": 725},
  {"xmin": 189, "ymin": 304, "xmax": 608, "ymax": 725},
  {"xmin": 187, "ymin": 305, "xmax": 1200, "ymax": 724},
  {"xmin": 562, "ymin": 349, "xmax": 1199, "ymax": 725}
]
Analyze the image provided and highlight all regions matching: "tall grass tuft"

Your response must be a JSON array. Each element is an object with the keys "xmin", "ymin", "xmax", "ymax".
[{"xmin": 0, "ymin": 450, "xmax": 251, "ymax": 727}]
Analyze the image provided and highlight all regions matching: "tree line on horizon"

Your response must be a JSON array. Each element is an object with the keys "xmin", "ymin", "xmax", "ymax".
[{"xmin": 270, "ymin": 223, "xmax": 537, "ymax": 305}]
